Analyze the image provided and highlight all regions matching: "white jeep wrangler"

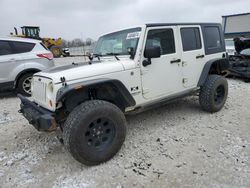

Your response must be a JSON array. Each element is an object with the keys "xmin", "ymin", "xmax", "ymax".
[{"xmin": 18, "ymin": 23, "xmax": 229, "ymax": 166}]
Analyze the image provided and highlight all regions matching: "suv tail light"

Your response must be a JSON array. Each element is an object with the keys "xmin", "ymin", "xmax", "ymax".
[{"xmin": 37, "ymin": 53, "xmax": 53, "ymax": 60}]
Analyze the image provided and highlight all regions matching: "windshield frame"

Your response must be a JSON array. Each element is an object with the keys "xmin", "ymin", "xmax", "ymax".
[{"xmin": 93, "ymin": 27, "xmax": 142, "ymax": 58}]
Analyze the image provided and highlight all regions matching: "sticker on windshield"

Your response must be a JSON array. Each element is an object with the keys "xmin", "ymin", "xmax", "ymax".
[{"xmin": 126, "ymin": 32, "xmax": 141, "ymax": 40}]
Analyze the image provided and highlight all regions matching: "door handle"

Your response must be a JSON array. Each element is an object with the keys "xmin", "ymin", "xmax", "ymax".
[
  {"xmin": 196, "ymin": 54, "xmax": 205, "ymax": 59},
  {"xmin": 9, "ymin": 58, "xmax": 16, "ymax": 61},
  {"xmin": 170, "ymin": 59, "xmax": 181, "ymax": 64}
]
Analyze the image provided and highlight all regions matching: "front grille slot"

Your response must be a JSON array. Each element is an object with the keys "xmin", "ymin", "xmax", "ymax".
[{"xmin": 33, "ymin": 80, "xmax": 47, "ymax": 103}]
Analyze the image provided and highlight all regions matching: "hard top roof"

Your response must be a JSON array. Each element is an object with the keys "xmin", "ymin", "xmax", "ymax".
[
  {"xmin": 146, "ymin": 23, "xmax": 221, "ymax": 27},
  {"xmin": 0, "ymin": 36, "xmax": 41, "ymax": 43}
]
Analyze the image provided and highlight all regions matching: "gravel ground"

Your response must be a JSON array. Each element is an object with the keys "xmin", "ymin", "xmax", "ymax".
[{"xmin": 0, "ymin": 57, "xmax": 249, "ymax": 188}]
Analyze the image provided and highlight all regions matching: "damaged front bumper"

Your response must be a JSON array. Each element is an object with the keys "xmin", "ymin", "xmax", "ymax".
[{"xmin": 18, "ymin": 94, "xmax": 57, "ymax": 131}]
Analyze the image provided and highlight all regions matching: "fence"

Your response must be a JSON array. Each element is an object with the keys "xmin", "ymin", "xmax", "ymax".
[{"xmin": 68, "ymin": 45, "xmax": 95, "ymax": 56}]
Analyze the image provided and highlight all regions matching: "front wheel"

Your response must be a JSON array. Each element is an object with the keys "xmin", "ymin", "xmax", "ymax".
[
  {"xmin": 199, "ymin": 75, "xmax": 228, "ymax": 112},
  {"xmin": 63, "ymin": 100, "xmax": 126, "ymax": 166}
]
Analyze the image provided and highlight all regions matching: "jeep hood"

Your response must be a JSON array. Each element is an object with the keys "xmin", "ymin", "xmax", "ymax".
[{"xmin": 35, "ymin": 61, "xmax": 125, "ymax": 83}]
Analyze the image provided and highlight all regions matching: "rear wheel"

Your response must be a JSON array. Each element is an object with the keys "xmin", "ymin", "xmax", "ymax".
[
  {"xmin": 50, "ymin": 46, "xmax": 62, "ymax": 58},
  {"xmin": 17, "ymin": 73, "xmax": 34, "ymax": 97},
  {"xmin": 199, "ymin": 75, "xmax": 228, "ymax": 112},
  {"xmin": 63, "ymin": 100, "xmax": 126, "ymax": 166}
]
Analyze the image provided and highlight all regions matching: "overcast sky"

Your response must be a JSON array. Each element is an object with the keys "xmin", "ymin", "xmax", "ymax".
[{"xmin": 0, "ymin": 0, "xmax": 249, "ymax": 40}]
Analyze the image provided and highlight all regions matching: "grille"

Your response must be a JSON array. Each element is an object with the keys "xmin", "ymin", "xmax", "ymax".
[{"xmin": 33, "ymin": 80, "xmax": 47, "ymax": 103}]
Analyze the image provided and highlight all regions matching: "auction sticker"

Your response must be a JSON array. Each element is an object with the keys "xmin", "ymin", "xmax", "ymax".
[{"xmin": 126, "ymin": 32, "xmax": 141, "ymax": 40}]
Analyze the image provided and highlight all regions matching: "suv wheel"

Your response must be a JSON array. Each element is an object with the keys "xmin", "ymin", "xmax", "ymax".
[
  {"xmin": 199, "ymin": 75, "xmax": 228, "ymax": 112},
  {"xmin": 63, "ymin": 100, "xmax": 126, "ymax": 166},
  {"xmin": 17, "ymin": 73, "xmax": 34, "ymax": 97}
]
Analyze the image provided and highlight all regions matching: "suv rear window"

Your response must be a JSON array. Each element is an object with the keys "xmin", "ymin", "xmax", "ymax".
[
  {"xmin": 181, "ymin": 27, "xmax": 201, "ymax": 51},
  {"xmin": 11, "ymin": 41, "xmax": 35, "ymax": 53},
  {"xmin": 0, "ymin": 41, "xmax": 14, "ymax": 55}
]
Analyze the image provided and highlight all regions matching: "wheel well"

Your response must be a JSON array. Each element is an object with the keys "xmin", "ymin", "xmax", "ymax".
[
  {"xmin": 208, "ymin": 59, "xmax": 229, "ymax": 75},
  {"xmin": 58, "ymin": 81, "xmax": 135, "ymax": 115},
  {"xmin": 198, "ymin": 58, "xmax": 229, "ymax": 87},
  {"xmin": 15, "ymin": 69, "xmax": 40, "ymax": 88}
]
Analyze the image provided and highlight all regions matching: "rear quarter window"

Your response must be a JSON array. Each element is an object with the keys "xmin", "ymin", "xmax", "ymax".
[
  {"xmin": 11, "ymin": 41, "xmax": 35, "ymax": 53},
  {"xmin": 204, "ymin": 27, "xmax": 222, "ymax": 49},
  {"xmin": 202, "ymin": 25, "xmax": 225, "ymax": 55},
  {"xmin": 0, "ymin": 41, "xmax": 15, "ymax": 55}
]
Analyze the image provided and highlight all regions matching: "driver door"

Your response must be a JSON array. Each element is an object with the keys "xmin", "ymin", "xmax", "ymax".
[{"xmin": 140, "ymin": 26, "xmax": 184, "ymax": 100}]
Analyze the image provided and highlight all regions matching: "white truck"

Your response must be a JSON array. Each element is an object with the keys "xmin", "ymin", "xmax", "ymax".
[{"xmin": 18, "ymin": 23, "xmax": 229, "ymax": 165}]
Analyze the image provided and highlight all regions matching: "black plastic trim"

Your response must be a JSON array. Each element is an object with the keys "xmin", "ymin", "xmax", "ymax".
[
  {"xmin": 197, "ymin": 58, "xmax": 229, "ymax": 87},
  {"xmin": 0, "ymin": 81, "xmax": 14, "ymax": 91},
  {"xmin": 56, "ymin": 78, "xmax": 136, "ymax": 108},
  {"xmin": 18, "ymin": 94, "xmax": 55, "ymax": 131}
]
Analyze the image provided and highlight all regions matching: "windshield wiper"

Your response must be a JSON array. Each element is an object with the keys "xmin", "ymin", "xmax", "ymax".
[
  {"xmin": 92, "ymin": 53, "xmax": 103, "ymax": 61},
  {"xmin": 105, "ymin": 53, "xmax": 120, "ymax": 60}
]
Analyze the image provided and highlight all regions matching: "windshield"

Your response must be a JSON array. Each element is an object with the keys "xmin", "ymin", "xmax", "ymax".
[
  {"xmin": 225, "ymin": 39, "xmax": 234, "ymax": 47},
  {"xmin": 94, "ymin": 27, "xmax": 141, "ymax": 56}
]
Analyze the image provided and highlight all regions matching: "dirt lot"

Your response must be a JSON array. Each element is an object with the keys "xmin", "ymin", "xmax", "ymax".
[{"xmin": 0, "ymin": 57, "xmax": 249, "ymax": 188}]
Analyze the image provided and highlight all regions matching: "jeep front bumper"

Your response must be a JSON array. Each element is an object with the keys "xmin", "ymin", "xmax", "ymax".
[{"xmin": 18, "ymin": 94, "xmax": 57, "ymax": 131}]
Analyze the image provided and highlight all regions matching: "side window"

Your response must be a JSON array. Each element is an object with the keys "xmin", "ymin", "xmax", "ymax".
[
  {"xmin": 145, "ymin": 29, "xmax": 175, "ymax": 55},
  {"xmin": 181, "ymin": 27, "xmax": 201, "ymax": 51},
  {"xmin": 11, "ymin": 41, "xmax": 35, "ymax": 53},
  {"xmin": 204, "ymin": 26, "xmax": 222, "ymax": 49},
  {"xmin": 0, "ymin": 41, "xmax": 14, "ymax": 56}
]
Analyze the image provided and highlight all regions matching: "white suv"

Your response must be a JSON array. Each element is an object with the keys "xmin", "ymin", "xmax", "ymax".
[
  {"xmin": 18, "ymin": 23, "xmax": 229, "ymax": 165},
  {"xmin": 0, "ymin": 37, "xmax": 54, "ymax": 96}
]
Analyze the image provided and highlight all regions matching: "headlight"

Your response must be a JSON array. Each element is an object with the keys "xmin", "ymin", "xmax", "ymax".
[
  {"xmin": 48, "ymin": 82, "xmax": 54, "ymax": 93},
  {"xmin": 47, "ymin": 82, "xmax": 54, "ymax": 108}
]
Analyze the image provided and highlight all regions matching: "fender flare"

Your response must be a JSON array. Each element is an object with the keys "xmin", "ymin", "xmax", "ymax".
[
  {"xmin": 56, "ymin": 78, "xmax": 136, "ymax": 110},
  {"xmin": 197, "ymin": 58, "xmax": 229, "ymax": 87}
]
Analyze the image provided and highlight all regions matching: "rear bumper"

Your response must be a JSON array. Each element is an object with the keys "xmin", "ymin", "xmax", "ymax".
[{"xmin": 18, "ymin": 94, "xmax": 57, "ymax": 131}]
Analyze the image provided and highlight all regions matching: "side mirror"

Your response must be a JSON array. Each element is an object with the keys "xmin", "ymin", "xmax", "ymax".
[
  {"xmin": 143, "ymin": 46, "xmax": 161, "ymax": 67},
  {"xmin": 144, "ymin": 46, "xmax": 161, "ymax": 59},
  {"xmin": 127, "ymin": 47, "xmax": 135, "ymax": 59}
]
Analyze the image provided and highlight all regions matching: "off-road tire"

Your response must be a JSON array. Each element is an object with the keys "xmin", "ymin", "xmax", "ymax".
[
  {"xmin": 199, "ymin": 75, "xmax": 228, "ymax": 112},
  {"xmin": 17, "ymin": 73, "xmax": 33, "ymax": 97},
  {"xmin": 63, "ymin": 100, "xmax": 126, "ymax": 166}
]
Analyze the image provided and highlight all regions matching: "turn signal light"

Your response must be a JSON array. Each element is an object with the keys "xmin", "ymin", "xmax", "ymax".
[{"xmin": 49, "ymin": 100, "xmax": 53, "ymax": 107}]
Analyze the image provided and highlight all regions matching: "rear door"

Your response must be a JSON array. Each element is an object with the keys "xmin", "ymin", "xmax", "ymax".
[
  {"xmin": 178, "ymin": 26, "xmax": 205, "ymax": 88},
  {"xmin": 0, "ymin": 40, "xmax": 23, "ymax": 83},
  {"xmin": 12, "ymin": 41, "xmax": 36, "ymax": 62},
  {"xmin": 141, "ymin": 26, "xmax": 184, "ymax": 99}
]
